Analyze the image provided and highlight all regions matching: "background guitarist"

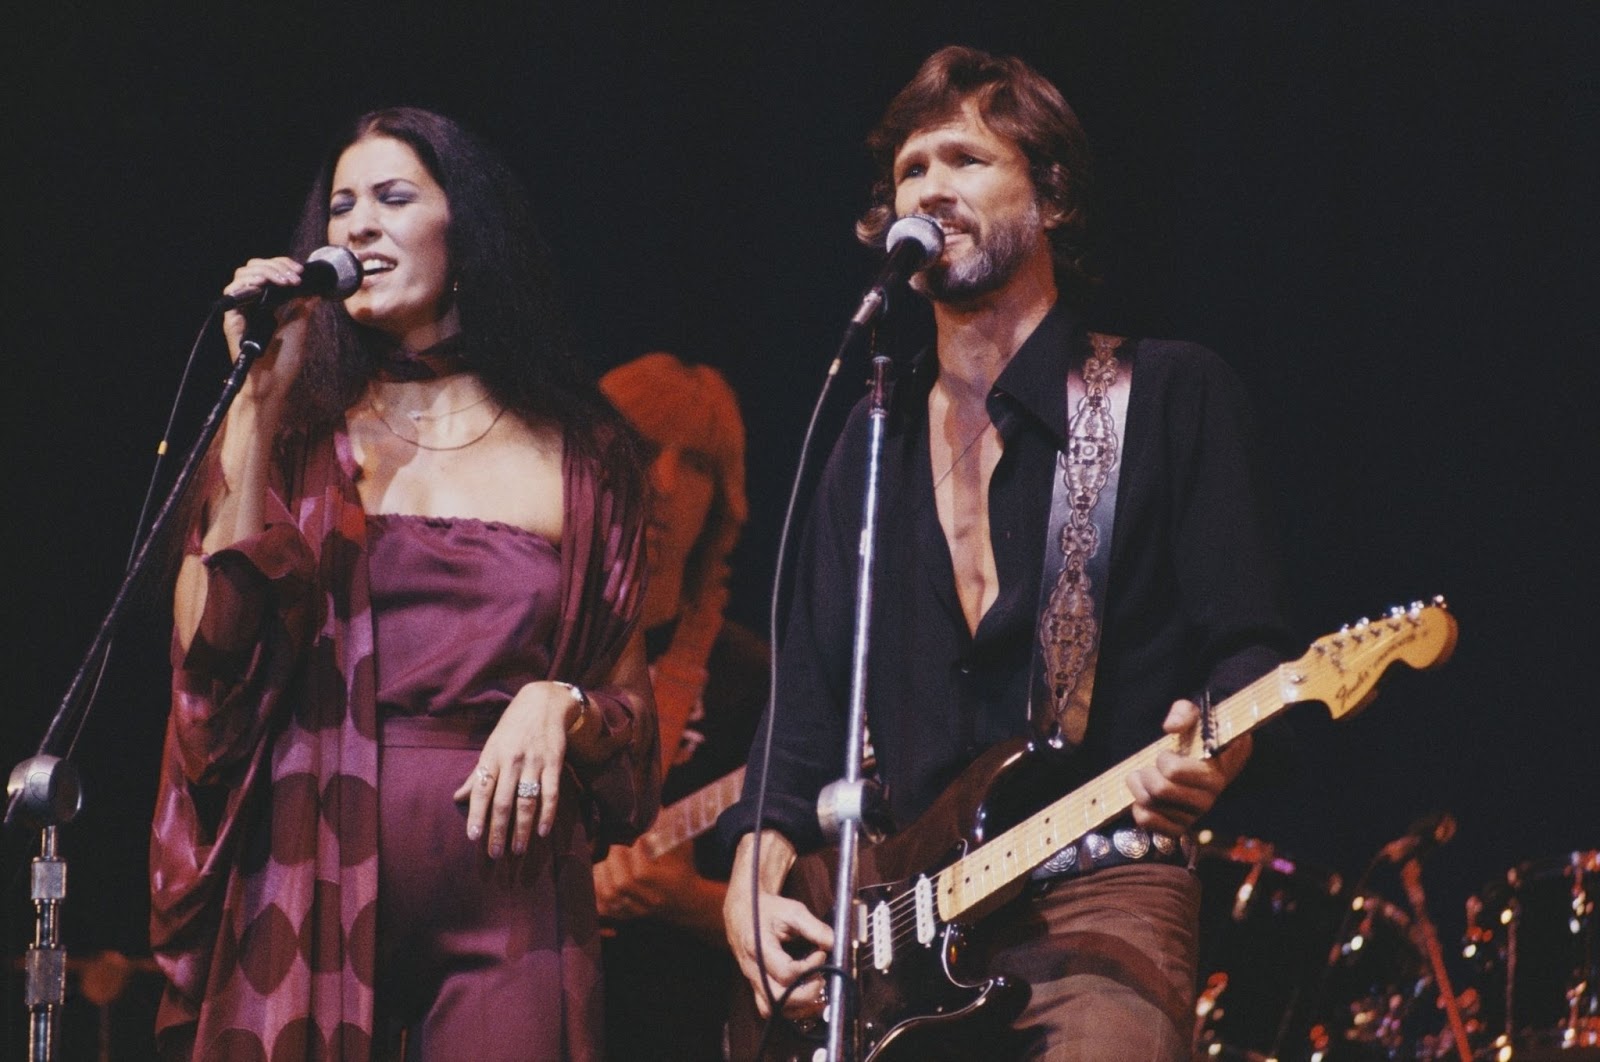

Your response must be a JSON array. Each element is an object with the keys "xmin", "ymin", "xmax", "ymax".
[
  {"xmin": 717, "ymin": 45, "xmax": 1297, "ymax": 1060},
  {"xmin": 595, "ymin": 353, "xmax": 770, "ymax": 1060}
]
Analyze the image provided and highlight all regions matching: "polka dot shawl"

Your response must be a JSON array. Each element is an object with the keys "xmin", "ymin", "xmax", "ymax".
[{"xmin": 149, "ymin": 425, "xmax": 654, "ymax": 1060}]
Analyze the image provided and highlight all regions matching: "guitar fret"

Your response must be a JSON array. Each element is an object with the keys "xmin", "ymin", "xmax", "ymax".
[{"xmin": 638, "ymin": 766, "xmax": 746, "ymax": 859}]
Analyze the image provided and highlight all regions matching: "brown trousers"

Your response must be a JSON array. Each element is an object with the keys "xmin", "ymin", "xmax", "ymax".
[{"xmin": 982, "ymin": 862, "xmax": 1201, "ymax": 1062}]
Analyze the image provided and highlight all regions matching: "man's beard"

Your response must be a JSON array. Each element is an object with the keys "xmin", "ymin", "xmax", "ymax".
[{"xmin": 913, "ymin": 201, "xmax": 1044, "ymax": 303}]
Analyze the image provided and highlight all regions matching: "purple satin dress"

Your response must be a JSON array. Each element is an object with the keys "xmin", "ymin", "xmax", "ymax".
[{"xmin": 369, "ymin": 514, "xmax": 605, "ymax": 1061}]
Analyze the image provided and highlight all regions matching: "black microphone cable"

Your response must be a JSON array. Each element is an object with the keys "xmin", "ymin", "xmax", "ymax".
[
  {"xmin": 56, "ymin": 300, "xmax": 226, "ymax": 764},
  {"xmin": 57, "ymin": 246, "xmax": 360, "ymax": 761},
  {"xmin": 743, "ymin": 218, "xmax": 941, "ymax": 1045}
]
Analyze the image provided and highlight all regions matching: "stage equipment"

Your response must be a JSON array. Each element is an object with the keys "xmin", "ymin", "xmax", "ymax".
[
  {"xmin": 1462, "ymin": 850, "xmax": 1600, "ymax": 1060},
  {"xmin": 5, "ymin": 268, "xmax": 359, "ymax": 1062},
  {"xmin": 1192, "ymin": 832, "xmax": 1346, "ymax": 1060}
]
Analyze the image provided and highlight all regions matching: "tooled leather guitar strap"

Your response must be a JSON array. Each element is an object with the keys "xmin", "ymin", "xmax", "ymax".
[{"xmin": 1030, "ymin": 332, "xmax": 1133, "ymax": 748}]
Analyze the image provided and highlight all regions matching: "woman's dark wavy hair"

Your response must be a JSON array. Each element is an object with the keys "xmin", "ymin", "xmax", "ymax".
[
  {"xmin": 855, "ymin": 46, "xmax": 1098, "ymax": 305},
  {"xmin": 284, "ymin": 106, "xmax": 626, "ymax": 465}
]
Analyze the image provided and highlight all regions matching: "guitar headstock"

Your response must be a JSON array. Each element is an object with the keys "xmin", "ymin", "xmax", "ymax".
[{"xmin": 1288, "ymin": 597, "xmax": 1458, "ymax": 719}]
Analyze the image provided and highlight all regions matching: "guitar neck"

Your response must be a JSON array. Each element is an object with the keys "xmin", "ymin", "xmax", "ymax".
[
  {"xmin": 934, "ymin": 667, "xmax": 1290, "ymax": 921},
  {"xmin": 638, "ymin": 766, "xmax": 747, "ymax": 859}
]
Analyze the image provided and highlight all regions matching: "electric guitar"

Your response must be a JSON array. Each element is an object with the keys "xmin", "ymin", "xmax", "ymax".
[
  {"xmin": 597, "ymin": 767, "xmax": 745, "ymax": 937},
  {"xmin": 726, "ymin": 599, "xmax": 1459, "ymax": 1062},
  {"xmin": 633, "ymin": 749, "xmax": 873, "ymax": 860},
  {"xmin": 635, "ymin": 766, "xmax": 746, "ymax": 859}
]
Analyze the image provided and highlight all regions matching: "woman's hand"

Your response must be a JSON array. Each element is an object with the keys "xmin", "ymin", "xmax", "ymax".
[
  {"xmin": 451, "ymin": 680, "xmax": 584, "ymax": 858},
  {"xmin": 173, "ymin": 257, "xmax": 317, "ymax": 649},
  {"xmin": 219, "ymin": 256, "xmax": 314, "ymax": 405}
]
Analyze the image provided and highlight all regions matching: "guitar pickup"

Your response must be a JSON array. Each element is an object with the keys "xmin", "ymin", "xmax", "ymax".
[
  {"xmin": 871, "ymin": 900, "xmax": 894, "ymax": 971},
  {"xmin": 914, "ymin": 875, "xmax": 936, "ymax": 945}
]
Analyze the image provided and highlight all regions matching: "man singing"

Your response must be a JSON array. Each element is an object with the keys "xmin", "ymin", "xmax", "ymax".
[{"xmin": 718, "ymin": 45, "xmax": 1293, "ymax": 1060}]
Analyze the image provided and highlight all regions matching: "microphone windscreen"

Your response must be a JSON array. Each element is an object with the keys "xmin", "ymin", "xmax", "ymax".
[
  {"xmin": 305, "ymin": 246, "xmax": 363, "ymax": 298},
  {"xmin": 885, "ymin": 214, "xmax": 944, "ymax": 265}
]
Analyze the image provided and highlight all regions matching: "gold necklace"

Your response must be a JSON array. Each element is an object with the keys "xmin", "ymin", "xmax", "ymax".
[
  {"xmin": 367, "ymin": 396, "xmax": 507, "ymax": 452},
  {"xmin": 932, "ymin": 422, "xmax": 992, "ymax": 491}
]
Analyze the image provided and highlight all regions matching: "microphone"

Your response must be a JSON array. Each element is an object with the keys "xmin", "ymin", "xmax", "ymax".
[
  {"xmin": 1379, "ymin": 810, "xmax": 1457, "ymax": 864},
  {"xmin": 217, "ymin": 246, "xmax": 363, "ymax": 312},
  {"xmin": 848, "ymin": 214, "xmax": 945, "ymax": 327}
]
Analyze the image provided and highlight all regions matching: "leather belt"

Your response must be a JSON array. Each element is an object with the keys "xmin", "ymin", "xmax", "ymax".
[{"xmin": 1029, "ymin": 826, "xmax": 1194, "ymax": 884}]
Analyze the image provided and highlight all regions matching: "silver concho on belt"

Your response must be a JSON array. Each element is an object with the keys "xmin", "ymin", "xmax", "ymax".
[
  {"xmin": 1037, "ymin": 842, "xmax": 1079, "ymax": 876},
  {"xmin": 1113, "ymin": 828, "xmax": 1151, "ymax": 859}
]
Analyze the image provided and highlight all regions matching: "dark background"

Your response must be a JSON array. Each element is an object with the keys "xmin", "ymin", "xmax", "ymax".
[{"xmin": 4, "ymin": 3, "xmax": 1596, "ymax": 1057}]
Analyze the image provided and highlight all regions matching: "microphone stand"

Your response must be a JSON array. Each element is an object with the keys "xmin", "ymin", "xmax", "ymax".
[
  {"xmin": 4, "ymin": 308, "xmax": 274, "ymax": 1062},
  {"xmin": 812, "ymin": 338, "xmax": 894, "ymax": 1062},
  {"xmin": 1399, "ymin": 859, "xmax": 1473, "ymax": 1062}
]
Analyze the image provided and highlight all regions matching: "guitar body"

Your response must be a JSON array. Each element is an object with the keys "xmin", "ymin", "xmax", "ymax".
[{"xmin": 726, "ymin": 738, "xmax": 1086, "ymax": 1062}]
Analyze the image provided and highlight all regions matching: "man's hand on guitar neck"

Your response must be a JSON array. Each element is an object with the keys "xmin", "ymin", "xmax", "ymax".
[
  {"xmin": 724, "ymin": 829, "xmax": 835, "ymax": 1019},
  {"xmin": 1126, "ymin": 698, "xmax": 1253, "ymax": 838},
  {"xmin": 594, "ymin": 842, "xmax": 729, "ymax": 947}
]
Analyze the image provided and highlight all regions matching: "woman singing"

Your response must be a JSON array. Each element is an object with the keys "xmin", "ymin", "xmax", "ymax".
[{"xmin": 148, "ymin": 107, "xmax": 658, "ymax": 1061}]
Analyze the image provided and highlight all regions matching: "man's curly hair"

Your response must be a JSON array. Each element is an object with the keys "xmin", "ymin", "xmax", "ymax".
[{"xmin": 855, "ymin": 45, "xmax": 1097, "ymax": 304}]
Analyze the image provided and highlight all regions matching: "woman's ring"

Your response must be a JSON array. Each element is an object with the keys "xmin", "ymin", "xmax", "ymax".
[{"xmin": 515, "ymin": 780, "xmax": 541, "ymax": 800}]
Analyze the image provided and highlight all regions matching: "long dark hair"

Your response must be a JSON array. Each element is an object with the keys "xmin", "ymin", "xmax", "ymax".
[
  {"xmin": 166, "ymin": 107, "xmax": 642, "ymax": 582},
  {"xmin": 284, "ymin": 106, "xmax": 623, "ymax": 462}
]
